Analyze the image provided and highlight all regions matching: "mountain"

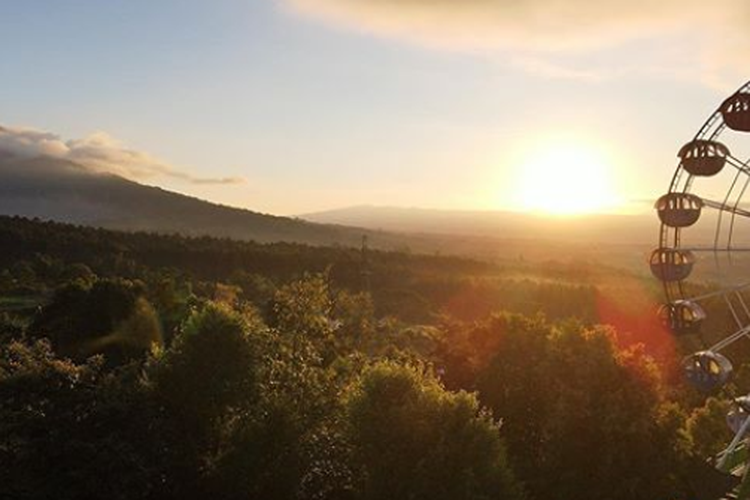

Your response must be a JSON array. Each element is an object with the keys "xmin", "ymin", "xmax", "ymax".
[
  {"xmin": 0, "ymin": 155, "xmax": 547, "ymax": 258},
  {"xmin": 0, "ymin": 154, "xmax": 660, "ymax": 270},
  {"xmin": 0, "ymin": 155, "xmax": 373, "ymax": 247},
  {"xmin": 300, "ymin": 205, "xmax": 657, "ymax": 245}
]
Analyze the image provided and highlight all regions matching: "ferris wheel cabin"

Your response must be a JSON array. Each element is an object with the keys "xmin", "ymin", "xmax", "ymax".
[
  {"xmin": 726, "ymin": 396, "xmax": 750, "ymax": 434},
  {"xmin": 678, "ymin": 139, "xmax": 729, "ymax": 176},
  {"xmin": 655, "ymin": 193, "xmax": 703, "ymax": 228},
  {"xmin": 659, "ymin": 300, "xmax": 706, "ymax": 335},
  {"xmin": 650, "ymin": 248, "xmax": 695, "ymax": 282},
  {"xmin": 735, "ymin": 395, "xmax": 750, "ymax": 413},
  {"xmin": 721, "ymin": 92, "xmax": 750, "ymax": 132},
  {"xmin": 683, "ymin": 351, "xmax": 733, "ymax": 392}
]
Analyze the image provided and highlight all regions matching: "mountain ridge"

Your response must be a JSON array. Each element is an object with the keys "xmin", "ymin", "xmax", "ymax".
[
  {"xmin": 0, "ymin": 154, "xmax": 373, "ymax": 247},
  {"xmin": 0, "ymin": 153, "xmax": 660, "ymax": 269},
  {"xmin": 300, "ymin": 204, "xmax": 656, "ymax": 244}
]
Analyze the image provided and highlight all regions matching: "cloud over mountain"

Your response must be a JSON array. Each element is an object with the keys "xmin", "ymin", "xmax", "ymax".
[{"xmin": 0, "ymin": 124, "xmax": 243, "ymax": 185}]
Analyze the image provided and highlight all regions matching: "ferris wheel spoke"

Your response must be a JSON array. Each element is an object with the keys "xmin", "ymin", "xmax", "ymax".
[
  {"xmin": 695, "ymin": 110, "xmax": 725, "ymax": 142},
  {"xmin": 701, "ymin": 293, "xmax": 750, "ymax": 352},
  {"xmin": 725, "ymin": 294, "xmax": 745, "ymax": 329},
  {"xmin": 727, "ymin": 177, "xmax": 750, "ymax": 250},
  {"xmin": 734, "ymin": 290, "xmax": 750, "ymax": 318},
  {"xmin": 684, "ymin": 282, "xmax": 750, "ymax": 302},
  {"xmin": 717, "ymin": 414, "xmax": 750, "ymax": 470},
  {"xmin": 714, "ymin": 169, "xmax": 746, "ymax": 249},
  {"xmin": 725, "ymin": 154, "xmax": 750, "ymax": 173},
  {"xmin": 710, "ymin": 323, "xmax": 750, "ymax": 353},
  {"xmin": 701, "ymin": 198, "xmax": 750, "ymax": 219},
  {"xmin": 679, "ymin": 247, "xmax": 750, "ymax": 252}
]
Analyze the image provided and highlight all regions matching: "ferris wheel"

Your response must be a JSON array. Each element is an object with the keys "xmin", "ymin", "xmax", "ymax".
[{"xmin": 654, "ymin": 80, "xmax": 750, "ymax": 492}]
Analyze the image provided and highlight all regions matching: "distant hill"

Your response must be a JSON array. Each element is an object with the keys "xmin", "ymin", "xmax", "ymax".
[
  {"xmin": 0, "ymin": 154, "xmax": 665, "ymax": 270},
  {"xmin": 0, "ymin": 155, "xmax": 574, "ymax": 259},
  {"xmin": 300, "ymin": 205, "xmax": 657, "ymax": 245},
  {"xmin": 0, "ymin": 155, "xmax": 379, "ymax": 247}
]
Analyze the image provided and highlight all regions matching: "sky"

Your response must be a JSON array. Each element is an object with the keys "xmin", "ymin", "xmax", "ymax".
[{"xmin": 1, "ymin": 0, "xmax": 748, "ymax": 215}]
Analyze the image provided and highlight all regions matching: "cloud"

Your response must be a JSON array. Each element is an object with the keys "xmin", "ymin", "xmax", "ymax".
[
  {"xmin": 0, "ymin": 124, "xmax": 243, "ymax": 185},
  {"xmin": 283, "ymin": 0, "xmax": 750, "ymax": 87}
]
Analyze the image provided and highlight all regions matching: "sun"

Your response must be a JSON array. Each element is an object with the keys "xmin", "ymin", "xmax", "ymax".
[{"xmin": 511, "ymin": 141, "xmax": 621, "ymax": 216}]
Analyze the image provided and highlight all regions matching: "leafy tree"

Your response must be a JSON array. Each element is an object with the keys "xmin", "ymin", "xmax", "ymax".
[
  {"xmin": 0, "ymin": 340, "xmax": 163, "ymax": 500},
  {"xmin": 271, "ymin": 274, "xmax": 333, "ymax": 340},
  {"xmin": 269, "ymin": 273, "xmax": 340, "ymax": 364},
  {"xmin": 333, "ymin": 290, "xmax": 376, "ymax": 352},
  {"xmin": 4, "ymin": 215, "xmax": 740, "ymax": 500},
  {"xmin": 346, "ymin": 362, "xmax": 524, "ymax": 500},
  {"xmin": 148, "ymin": 304, "xmax": 261, "ymax": 487},
  {"xmin": 63, "ymin": 262, "xmax": 97, "ymax": 284},
  {"xmin": 194, "ymin": 295, "xmax": 352, "ymax": 500},
  {"xmin": 476, "ymin": 314, "xmax": 689, "ymax": 500},
  {"xmin": 684, "ymin": 397, "xmax": 733, "ymax": 459},
  {"xmin": 29, "ymin": 278, "xmax": 155, "ymax": 363}
]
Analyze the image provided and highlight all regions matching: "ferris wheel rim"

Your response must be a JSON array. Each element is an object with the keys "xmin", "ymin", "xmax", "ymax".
[
  {"xmin": 653, "ymin": 80, "xmax": 750, "ymax": 493},
  {"xmin": 658, "ymin": 80, "xmax": 750, "ymax": 306}
]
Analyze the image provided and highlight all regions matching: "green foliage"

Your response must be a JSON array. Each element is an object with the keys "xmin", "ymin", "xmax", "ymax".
[
  {"xmin": 145, "ymin": 273, "xmax": 197, "ymax": 341},
  {"xmin": 89, "ymin": 297, "xmax": 163, "ymax": 354},
  {"xmin": 474, "ymin": 314, "xmax": 689, "ymax": 500},
  {"xmin": 29, "ymin": 278, "xmax": 155, "ymax": 362},
  {"xmin": 0, "ymin": 216, "xmax": 740, "ymax": 500},
  {"xmin": 272, "ymin": 273, "xmax": 333, "ymax": 338},
  {"xmin": 0, "ymin": 215, "xmax": 605, "ymax": 326},
  {"xmin": 148, "ymin": 300, "xmax": 352, "ymax": 500},
  {"xmin": 151, "ymin": 303, "xmax": 260, "ymax": 436},
  {"xmin": 333, "ymin": 290, "xmax": 375, "ymax": 350},
  {"xmin": 346, "ymin": 362, "xmax": 524, "ymax": 500},
  {"xmin": 0, "ymin": 340, "xmax": 163, "ymax": 500},
  {"xmin": 228, "ymin": 270, "xmax": 277, "ymax": 309},
  {"xmin": 684, "ymin": 397, "xmax": 733, "ymax": 459}
]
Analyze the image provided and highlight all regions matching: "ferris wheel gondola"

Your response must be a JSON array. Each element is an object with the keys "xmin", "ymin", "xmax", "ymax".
[{"xmin": 659, "ymin": 300, "xmax": 706, "ymax": 335}]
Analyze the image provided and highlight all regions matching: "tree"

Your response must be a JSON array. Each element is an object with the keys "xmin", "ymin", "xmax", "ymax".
[
  {"xmin": 148, "ymin": 303, "xmax": 261, "ymax": 486},
  {"xmin": 29, "ymin": 278, "xmax": 157, "ymax": 363},
  {"xmin": 476, "ymin": 314, "xmax": 689, "ymax": 500},
  {"xmin": 0, "ymin": 340, "xmax": 163, "ymax": 500},
  {"xmin": 198, "ymin": 299, "xmax": 352, "ymax": 500},
  {"xmin": 346, "ymin": 362, "xmax": 524, "ymax": 500}
]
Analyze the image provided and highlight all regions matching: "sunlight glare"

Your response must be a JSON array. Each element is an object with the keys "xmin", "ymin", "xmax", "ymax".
[{"xmin": 511, "ymin": 141, "xmax": 621, "ymax": 215}]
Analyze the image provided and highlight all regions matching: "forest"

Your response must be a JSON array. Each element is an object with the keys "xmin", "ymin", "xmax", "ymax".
[{"xmin": 0, "ymin": 215, "xmax": 743, "ymax": 500}]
